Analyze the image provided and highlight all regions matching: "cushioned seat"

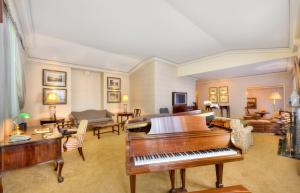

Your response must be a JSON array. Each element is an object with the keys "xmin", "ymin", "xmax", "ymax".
[{"xmin": 70, "ymin": 109, "xmax": 114, "ymax": 125}]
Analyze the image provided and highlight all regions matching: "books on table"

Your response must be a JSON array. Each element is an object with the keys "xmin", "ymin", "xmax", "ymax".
[{"xmin": 34, "ymin": 128, "xmax": 51, "ymax": 134}]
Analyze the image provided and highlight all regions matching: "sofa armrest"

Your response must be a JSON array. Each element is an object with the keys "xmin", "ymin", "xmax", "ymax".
[{"xmin": 106, "ymin": 110, "xmax": 115, "ymax": 118}]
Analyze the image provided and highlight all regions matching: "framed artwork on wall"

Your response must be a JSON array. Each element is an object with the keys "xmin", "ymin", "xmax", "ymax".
[
  {"xmin": 209, "ymin": 87, "xmax": 218, "ymax": 95},
  {"xmin": 247, "ymin": 98, "xmax": 257, "ymax": 109},
  {"xmin": 43, "ymin": 69, "xmax": 67, "ymax": 87},
  {"xmin": 107, "ymin": 91, "xmax": 121, "ymax": 103},
  {"xmin": 209, "ymin": 95, "xmax": 218, "ymax": 103},
  {"xmin": 219, "ymin": 95, "xmax": 229, "ymax": 103},
  {"xmin": 43, "ymin": 88, "xmax": 67, "ymax": 105},
  {"xmin": 219, "ymin": 86, "xmax": 228, "ymax": 95},
  {"xmin": 107, "ymin": 77, "xmax": 121, "ymax": 90}
]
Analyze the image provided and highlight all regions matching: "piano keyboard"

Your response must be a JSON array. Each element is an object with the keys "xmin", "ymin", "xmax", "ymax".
[{"xmin": 134, "ymin": 148, "xmax": 238, "ymax": 166}]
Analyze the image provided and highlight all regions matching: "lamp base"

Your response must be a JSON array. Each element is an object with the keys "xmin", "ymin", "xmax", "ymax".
[
  {"xmin": 123, "ymin": 104, "xmax": 127, "ymax": 113},
  {"xmin": 49, "ymin": 106, "xmax": 57, "ymax": 120}
]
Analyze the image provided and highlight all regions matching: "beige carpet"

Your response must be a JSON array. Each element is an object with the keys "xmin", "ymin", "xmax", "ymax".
[{"xmin": 3, "ymin": 131, "xmax": 300, "ymax": 193}]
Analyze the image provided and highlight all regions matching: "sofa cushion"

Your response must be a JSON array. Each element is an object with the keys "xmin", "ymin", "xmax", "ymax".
[{"xmin": 70, "ymin": 109, "xmax": 114, "ymax": 125}]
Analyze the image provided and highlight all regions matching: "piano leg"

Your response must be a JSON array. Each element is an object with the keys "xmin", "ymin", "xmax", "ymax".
[
  {"xmin": 169, "ymin": 170, "xmax": 187, "ymax": 193},
  {"xmin": 180, "ymin": 169, "xmax": 187, "ymax": 192},
  {"xmin": 215, "ymin": 163, "xmax": 224, "ymax": 188},
  {"xmin": 130, "ymin": 175, "xmax": 136, "ymax": 193},
  {"xmin": 169, "ymin": 170, "xmax": 176, "ymax": 193}
]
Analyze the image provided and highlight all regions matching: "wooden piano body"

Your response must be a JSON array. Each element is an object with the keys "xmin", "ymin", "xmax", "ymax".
[{"xmin": 125, "ymin": 115, "xmax": 243, "ymax": 193}]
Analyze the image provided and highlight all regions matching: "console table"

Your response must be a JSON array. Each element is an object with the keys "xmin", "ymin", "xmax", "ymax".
[{"xmin": 0, "ymin": 128, "xmax": 64, "ymax": 193}]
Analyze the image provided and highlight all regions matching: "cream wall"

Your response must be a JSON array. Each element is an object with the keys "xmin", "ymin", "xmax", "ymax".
[
  {"xmin": 129, "ymin": 60, "xmax": 156, "ymax": 114},
  {"xmin": 23, "ymin": 59, "xmax": 130, "ymax": 126},
  {"xmin": 71, "ymin": 69, "xmax": 102, "ymax": 111},
  {"xmin": 196, "ymin": 72, "xmax": 293, "ymax": 118},
  {"xmin": 103, "ymin": 72, "xmax": 130, "ymax": 114},
  {"xmin": 155, "ymin": 61, "xmax": 196, "ymax": 113},
  {"xmin": 23, "ymin": 60, "xmax": 72, "ymax": 126},
  {"xmin": 247, "ymin": 87, "xmax": 284, "ymax": 115},
  {"xmin": 129, "ymin": 59, "xmax": 196, "ymax": 115}
]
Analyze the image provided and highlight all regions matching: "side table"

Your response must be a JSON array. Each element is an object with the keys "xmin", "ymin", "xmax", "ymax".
[{"xmin": 40, "ymin": 118, "xmax": 65, "ymax": 126}]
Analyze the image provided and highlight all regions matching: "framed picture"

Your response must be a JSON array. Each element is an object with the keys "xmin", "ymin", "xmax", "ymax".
[
  {"xmin": 219, "ymin": 86, "xmax": 228, "ymax": 95},
  {"xmin": 209, "ymin": 95, "xmax": 218, "ymax": 103},
  {"xmin": 43, "ymin": 88, "xmax": 67, "ymax": 105},
  {"xmin": 209, "ymin": 87, "xmax": 218, "ymax": 95},
  {"xmin": 107, "ymin": 77, "xmax": 121, "ymax": 90},
  {"xmin": 43, "ymin": 69, "xmax": 67, "ymax": 87},
  {"xmin": 247, "ymin": 98, "xmax": 257, "ymax": 109},
  {"xmin": 107, "ymin": 91, "xmax": 121, "ymax": 103},
  {"xmin": 219, "ymin": 95, "xmax": 229, "ymax": 103}
]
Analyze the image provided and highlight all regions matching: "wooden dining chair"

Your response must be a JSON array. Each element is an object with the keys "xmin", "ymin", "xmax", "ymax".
[
  {"xmin": 63, "ymin": 120, "xmax": 88, "ymax": 161},
  {"xmin": 133, "ymin": 108, "xmax": 141, "ymax": 117}
]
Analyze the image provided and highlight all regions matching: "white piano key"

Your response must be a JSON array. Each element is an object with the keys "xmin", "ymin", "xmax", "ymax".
[{"xmin": 134, "ymin": 148, "xmax": 238, "ymax": 166}]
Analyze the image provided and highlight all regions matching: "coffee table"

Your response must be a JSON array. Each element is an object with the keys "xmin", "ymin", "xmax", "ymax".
[{"xmin": 92, "ymin": 122, "xmax": 120, "ymax": 139}]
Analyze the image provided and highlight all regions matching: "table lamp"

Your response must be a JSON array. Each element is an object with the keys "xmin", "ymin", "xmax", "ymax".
[
  {"xmin": 269, "ymin": 92, "xmax": 282, "ymax": 112},
  {"xmin": 13, "ymin": 112, "xmax": 30, "ymax": 135},
  {"xmin": 122, "ymin": 95, "xmax": 129, "ymax": 113},
  {"xmin": 46, "ymin": 92, "xmax": 59, "ymax": 120}
]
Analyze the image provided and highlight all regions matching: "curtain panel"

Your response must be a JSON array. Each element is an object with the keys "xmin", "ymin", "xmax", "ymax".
[
  {"xmin": 293, "ymin": 56, "xmax": 300, "ymax": 95},
  {"xmin": 0, "ymin": 11, "xmax": 26, "ymax": 139}
]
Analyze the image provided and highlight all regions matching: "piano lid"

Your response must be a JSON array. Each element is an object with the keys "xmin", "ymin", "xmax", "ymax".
[{"xmin": 148, "ymin": 115, "xmax": 209, "ymax": 135}]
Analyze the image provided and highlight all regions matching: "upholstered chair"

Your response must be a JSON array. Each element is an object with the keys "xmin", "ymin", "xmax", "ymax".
[
  {"xmin": 63, "ymin": 120, "xmax": 88, "ymax": 161},
  {"xmin": 230, "ymin": 119, "xmax": 253, "ymax": 153}
]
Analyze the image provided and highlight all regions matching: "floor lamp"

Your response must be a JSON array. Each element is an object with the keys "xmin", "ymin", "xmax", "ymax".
[{"xmin": 269, "ymin": 92, "xmax": 282, "ymax": 112}]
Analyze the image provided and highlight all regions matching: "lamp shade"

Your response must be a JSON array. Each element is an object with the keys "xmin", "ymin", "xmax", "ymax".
[
  {"xmin": 46, "ymin": 93, "xmax": 59, "ymax": 104},
  {"xmin": 269, "ymin": 92, "xmax": 282, "ymax": 100},
  {"xmin": 18, "ymin": 112, "xmax": 30, "ymax": 119},
  {"xmin": 122, "ymin": 95, "xmax": 129, "ymax": 102}
]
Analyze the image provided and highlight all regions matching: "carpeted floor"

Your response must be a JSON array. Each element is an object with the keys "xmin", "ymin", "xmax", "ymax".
[{"xmin": 3, "ymin": 131, "xmax": 300, "ymax": 193}]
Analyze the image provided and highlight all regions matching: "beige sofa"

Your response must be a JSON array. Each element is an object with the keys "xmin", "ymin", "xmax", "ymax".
[{"xmin": 70, "ymin": 109, "xmax": 114, "ymax": 125}]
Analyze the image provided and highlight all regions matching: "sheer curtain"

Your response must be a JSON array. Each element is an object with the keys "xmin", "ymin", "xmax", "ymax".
[
  {"xmin": 293, "ymin": 56, "xmax": 300, "ymax": 94},
  {"xmin": 0, "ymin": 10, "xmax": 26, "ymax": 140}
]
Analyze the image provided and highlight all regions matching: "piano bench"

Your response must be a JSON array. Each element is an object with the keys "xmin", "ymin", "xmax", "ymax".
[{"xmin": 188, "ymin": 185, "xmax": 250, "ymax": 193}]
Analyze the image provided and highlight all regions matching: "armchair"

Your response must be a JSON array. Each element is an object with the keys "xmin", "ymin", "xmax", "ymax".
[
  {"xmin": 230, "ymin": 119, "xmax": 253, "ymax": 153},
  {"xmin": 63, "ymin": 120, "xmax": 88, "ymax": 161}
]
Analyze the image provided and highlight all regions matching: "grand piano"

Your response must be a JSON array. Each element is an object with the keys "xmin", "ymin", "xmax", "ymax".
[{"xmin": 125, "ymin": 114, "xmax": 244, "ymax": 193}]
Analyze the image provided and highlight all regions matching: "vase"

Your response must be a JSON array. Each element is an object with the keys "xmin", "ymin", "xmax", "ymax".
[{"xmin": 291, "ymin": 90, "xmax": 300, "ymax": 106}]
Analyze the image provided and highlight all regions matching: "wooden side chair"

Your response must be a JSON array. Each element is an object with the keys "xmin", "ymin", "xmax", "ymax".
[
  {"xmin": 63, "ymin": 120, "xmax": 88, "ymax": 161},
  {"xmin": 133, "ymin": 108, "xmax": 141, "ymax": 117}
]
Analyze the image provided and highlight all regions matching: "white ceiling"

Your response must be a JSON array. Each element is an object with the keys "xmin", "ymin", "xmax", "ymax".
[
  {"xmin": 193, "ymin": 59, "xmax": 292, "ymax": 80},
  {"xmin": 19, "ymin": 0, "xmax": 293, "ymax": 72}
]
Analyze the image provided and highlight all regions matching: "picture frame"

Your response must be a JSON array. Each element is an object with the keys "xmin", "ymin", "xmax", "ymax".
[
  {"xmin": 219, "ymin": 86, "xmax": 228, "ymax": 95},
  {"xmin": 209, "ymin": 87, "xmax": 218, "ymax": 95},
  {"xmin": 43, "ymin": 69, "xmax": 67, "ymax": 87},
  {"xmin": 107, "ymin": 77, "xmax": 121, "ymax": 90},
  {"xmin": 219, "ymin": 95, "xmax": 229, "ymax": 103},
  {"xmin": 209, "ymin": 95, "xmax": 218, "ymax": 103},
  {"xmin": 247, "ymin": 98, "xmax": 257, "ymax": 109},
  {"xmin": 107, "ymin": 91, "xmax": 121, "ymax": 103},
  {"xmin": 43, "ymin": 88, "xmax": 67, "ymax": 105}
]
